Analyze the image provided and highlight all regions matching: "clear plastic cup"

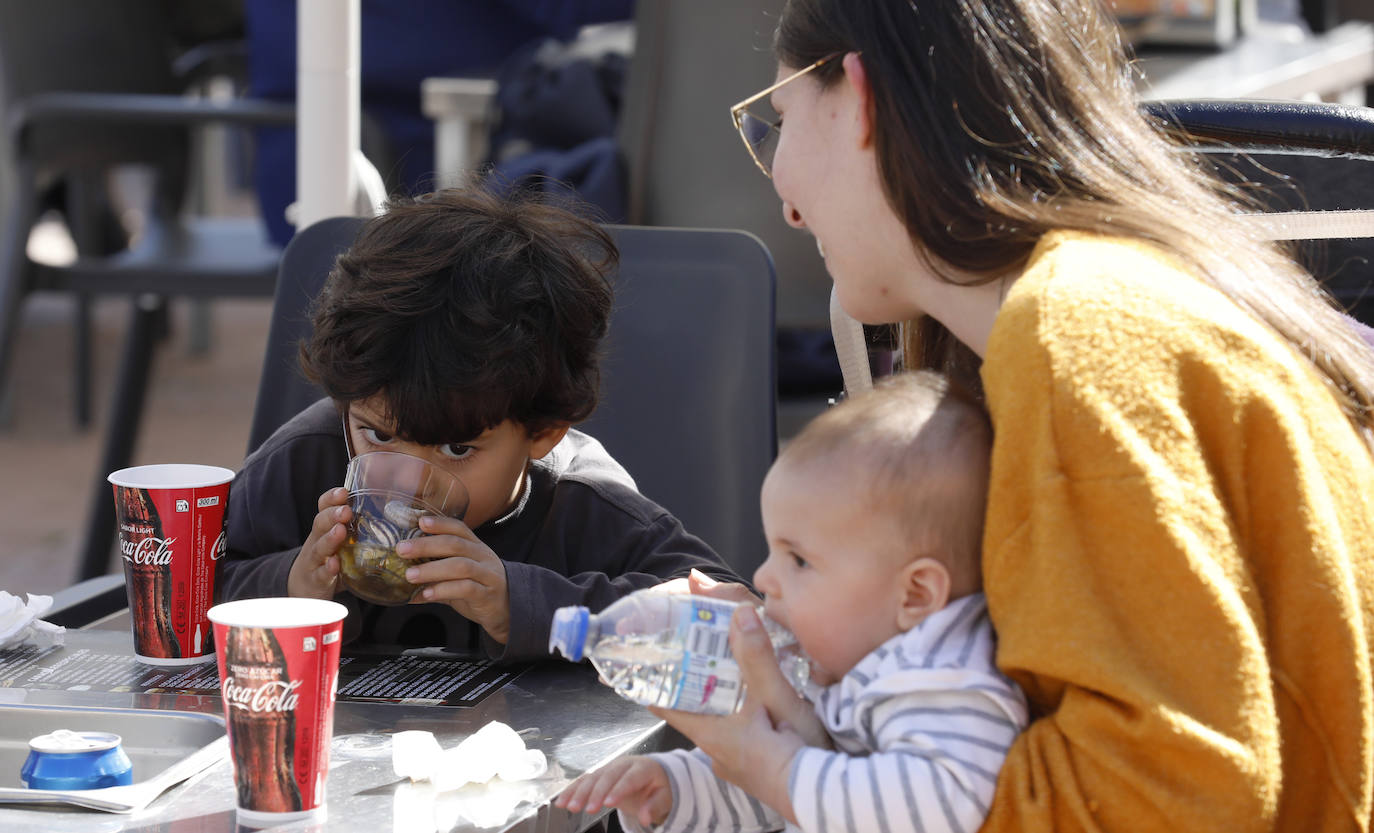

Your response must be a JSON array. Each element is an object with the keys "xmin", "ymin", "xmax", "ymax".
[{"xmin": 337, "ymin": 452, "xmax": 469, "ymax": 606}]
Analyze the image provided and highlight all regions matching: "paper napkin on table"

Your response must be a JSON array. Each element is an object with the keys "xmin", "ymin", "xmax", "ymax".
[
  {"xmin": 391, "ymin": 723, "xmax": 553, "ymax": 833},
  {"xmin": 394, "ymin": 777, "xmax": 546, "ymax": 832},
  {"xmin": 0, "ymin": 592, "xmax": 65, "ymax": 650},
  {"xmin": 392, "ymin": 722, "xmax": 548, "ymax": 791}
]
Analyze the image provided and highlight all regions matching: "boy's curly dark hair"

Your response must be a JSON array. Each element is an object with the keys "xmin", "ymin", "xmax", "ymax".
[{"xmin": 300, "ymin": 186, "xmax": 617, "ymax": 443}]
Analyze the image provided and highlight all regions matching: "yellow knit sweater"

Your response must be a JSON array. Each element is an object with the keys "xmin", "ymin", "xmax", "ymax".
[{"xmin": 979, "ymin": 231, "xmax": 1374, "ymax": 832}]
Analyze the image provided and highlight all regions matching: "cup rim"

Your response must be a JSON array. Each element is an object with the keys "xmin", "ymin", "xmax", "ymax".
[
  {"xmin": 207, "ymin": 597, "xmax": 348, "ymax": 628},
  {"xmin": 108, "ymin": 464, "xmax": 236, "ymax": 489},
  {"xmin": 344, "ymin": 451, "xmax": 467, "ymax": 517},
  {"xmin": 345, "ymin": 450, "xmax": 457, "ymax": 475}
]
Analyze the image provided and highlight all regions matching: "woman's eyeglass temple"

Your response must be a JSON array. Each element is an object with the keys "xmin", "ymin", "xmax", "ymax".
[{"xmin": 728, "ymin": 56, "xmax": 836, "ymax": 179}]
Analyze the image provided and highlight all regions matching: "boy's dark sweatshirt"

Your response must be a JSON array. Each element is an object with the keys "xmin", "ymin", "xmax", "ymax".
[{"xmin": 218, "ymin": 398, "xmax": 740, "ymax": 661}]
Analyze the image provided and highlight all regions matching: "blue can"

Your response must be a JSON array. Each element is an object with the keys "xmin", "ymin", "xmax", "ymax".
[{"xmin": 21, "ymin": 730, "xmax": 134, "ymax": 791}]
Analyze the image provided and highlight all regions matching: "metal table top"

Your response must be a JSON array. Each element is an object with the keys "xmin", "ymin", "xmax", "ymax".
[{"xmin": 0, "ymin": 629, "xmax": 671, "ymax": 833}]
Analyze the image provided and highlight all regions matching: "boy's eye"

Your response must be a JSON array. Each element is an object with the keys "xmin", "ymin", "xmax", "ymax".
[
  {"xmin": 361, "ymin": 427, "xmax": 394, "ymax": 445},
  {"xmin": 439, "ymin": 443, "xmax": 474, "ymax": 461},
  {"xmin": 789, "ymin": 552, "xmax": 808, "ymax": 569}
]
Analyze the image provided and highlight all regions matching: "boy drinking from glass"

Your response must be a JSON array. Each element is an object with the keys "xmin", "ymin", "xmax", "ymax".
[
  {"xmin": 558, "ymin": 371, "xmax": 1027, "ymax": 833},
  {"xmin": 218, "ymin": 187, "xmax": 739, "ymax": 659}
]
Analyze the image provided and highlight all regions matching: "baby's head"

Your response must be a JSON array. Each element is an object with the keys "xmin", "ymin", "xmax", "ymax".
[
  {"xmin": 301, "ymin": 186, "xmax": 617, "ymax": 527},
  {"xmin": 755, "ymin": 371, "xmax": 992, "ymax": 683}
]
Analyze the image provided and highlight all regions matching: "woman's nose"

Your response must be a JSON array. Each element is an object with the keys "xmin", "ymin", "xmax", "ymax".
[{"xmin": 781, "ymin": 200, "xmax": 807, "ymax": 230}]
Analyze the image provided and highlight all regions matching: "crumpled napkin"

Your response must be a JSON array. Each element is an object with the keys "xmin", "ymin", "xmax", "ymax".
[
  {"xmin": 394, "ymin": 776, "xmax": 547, "ymax": 832},
  {"xmin": 391, "ymin": 723, "xmax": 551, "ymax": 833},
  {"xmin": 392, "ymin": 722, "xmax": 548, "ymax": 791},
  {"xmin": 0, "ymin": 592, "xmax": 65, "ymax": 650}
]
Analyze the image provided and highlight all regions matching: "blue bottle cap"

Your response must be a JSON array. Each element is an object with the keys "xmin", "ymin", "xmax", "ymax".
[{"xmin": 549, "ymin": 606, "xmax": 590, "ymax": 661}]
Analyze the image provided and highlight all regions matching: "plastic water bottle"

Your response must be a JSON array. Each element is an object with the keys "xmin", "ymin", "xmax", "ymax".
[{"xmin": 549, "ymin": 591, "xmax": 812, "ymax": 715}]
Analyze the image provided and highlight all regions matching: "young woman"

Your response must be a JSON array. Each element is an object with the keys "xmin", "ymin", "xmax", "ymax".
[{"xmin": 660, "ymin": 1, "xmax": 1374, "ymax": 831}]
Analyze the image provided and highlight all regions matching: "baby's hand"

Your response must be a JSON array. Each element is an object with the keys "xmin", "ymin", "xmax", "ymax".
[
  {"xmin": 650, "ymin": 699, "xmax": 802, "ymax": 824},
  {"xmin": 728, "ymin": 606, "xmax": 829, "ymax": 750},
  {"xmin": 288, "ymin": 487, "xmax": 350, "ymax": 599},
  {"xmin": 555, "ymin": 756, "xmax": 673, "ymax": 828},
  {"xmin": 397, "ymin": 515, "xmax": 511, "ymax": 644}
]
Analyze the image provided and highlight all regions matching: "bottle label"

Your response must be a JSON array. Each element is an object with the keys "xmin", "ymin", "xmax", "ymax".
[{"xmin": 670, "ymin": 599, "xmax": 745, "ymax": 714}]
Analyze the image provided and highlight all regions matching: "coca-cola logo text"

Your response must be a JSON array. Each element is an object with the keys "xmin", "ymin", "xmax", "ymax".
[
  {"xmin": 120, "ymin": 536, "xmax": 176, "ymax": 566},
  {"xmin": 211, "ymin": 530, "xmax": 227, "ymax": 561},
  {"xmin": 222, "ymin": 676, "xmax": 302, "ymax": 713}
]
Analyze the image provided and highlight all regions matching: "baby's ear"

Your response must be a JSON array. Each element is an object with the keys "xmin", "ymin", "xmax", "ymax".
[
  {"xmin": 528, "ymin": 422, "xmax": 571, "ymax": 459},
  {"xmin": 896, "ymin": 557, "xmax": 951, "ymax": 631}
]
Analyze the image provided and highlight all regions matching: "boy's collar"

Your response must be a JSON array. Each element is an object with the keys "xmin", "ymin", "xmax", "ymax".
[{"xmin": 487, "ymin": 470, "xmax": 531, "ymax": 527}]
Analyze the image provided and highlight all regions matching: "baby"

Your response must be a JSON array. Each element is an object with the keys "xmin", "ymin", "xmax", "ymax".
[{"xmin": 558, "ymin": 370, "xmax": 1028, "ymax": 833}]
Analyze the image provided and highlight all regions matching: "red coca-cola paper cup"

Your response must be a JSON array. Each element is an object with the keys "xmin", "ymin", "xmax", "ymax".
[
  {"xmin": 207, "ymin": 597, "xmax": 348, "ymax": 828},
  {"xmin": 108, "ymin": 463, "xmax": 234, "ymax": 666}
]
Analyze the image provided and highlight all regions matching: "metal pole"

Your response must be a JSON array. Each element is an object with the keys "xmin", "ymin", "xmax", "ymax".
[
  {"xmin": 297, "ymin": 0, "xmax": 359, "ymax": 230},
  {"xmin": 79, "ymin": 295, "xmax": 165, "ymax": 581}
]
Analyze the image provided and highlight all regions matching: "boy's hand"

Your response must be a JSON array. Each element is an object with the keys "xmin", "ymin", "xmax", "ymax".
[
  {"xmin": 288, "ymin": 487, "xmax": 350, "ymax": 599},
  {"xmin": 651, "ymin": 568, "xmax": 756, "ymax": 599},
  {"xmin": 554, "ymin": 756, "xmax": 673, "ymax": 828},
  {"xmin": 396, "ymin": 514, "xmax": 511, "ymax": 644},
  {"xmin": 687, "ymin": 568, "xmax": 760, "ymax": 604}
]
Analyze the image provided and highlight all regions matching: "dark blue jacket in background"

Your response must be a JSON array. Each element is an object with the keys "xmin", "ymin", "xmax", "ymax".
[{"xmin": 245, "ymin": 0, "xmax": 633, "ymax": 245}]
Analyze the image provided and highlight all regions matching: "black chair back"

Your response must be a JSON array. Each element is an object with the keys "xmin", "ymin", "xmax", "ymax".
[
  {"xmin": 1145, "ymin": 99, "xmax": 1374, "ymax": 321},
  {"xmin": 246, "ymin": 217, "xmax": 357, "ymax": 455},
  {"xmin": 0, "ymin": 0, "xmax": 190, "ymax": 196},
  {"xmin": 583, "ymin": 226, "xmax": 777, "ymax": 574}
]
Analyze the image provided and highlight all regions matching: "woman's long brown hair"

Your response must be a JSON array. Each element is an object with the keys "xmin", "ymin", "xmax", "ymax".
[{"xmin": 776, "ymin": 0, "xmax": 1374, "ymax": 450}]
